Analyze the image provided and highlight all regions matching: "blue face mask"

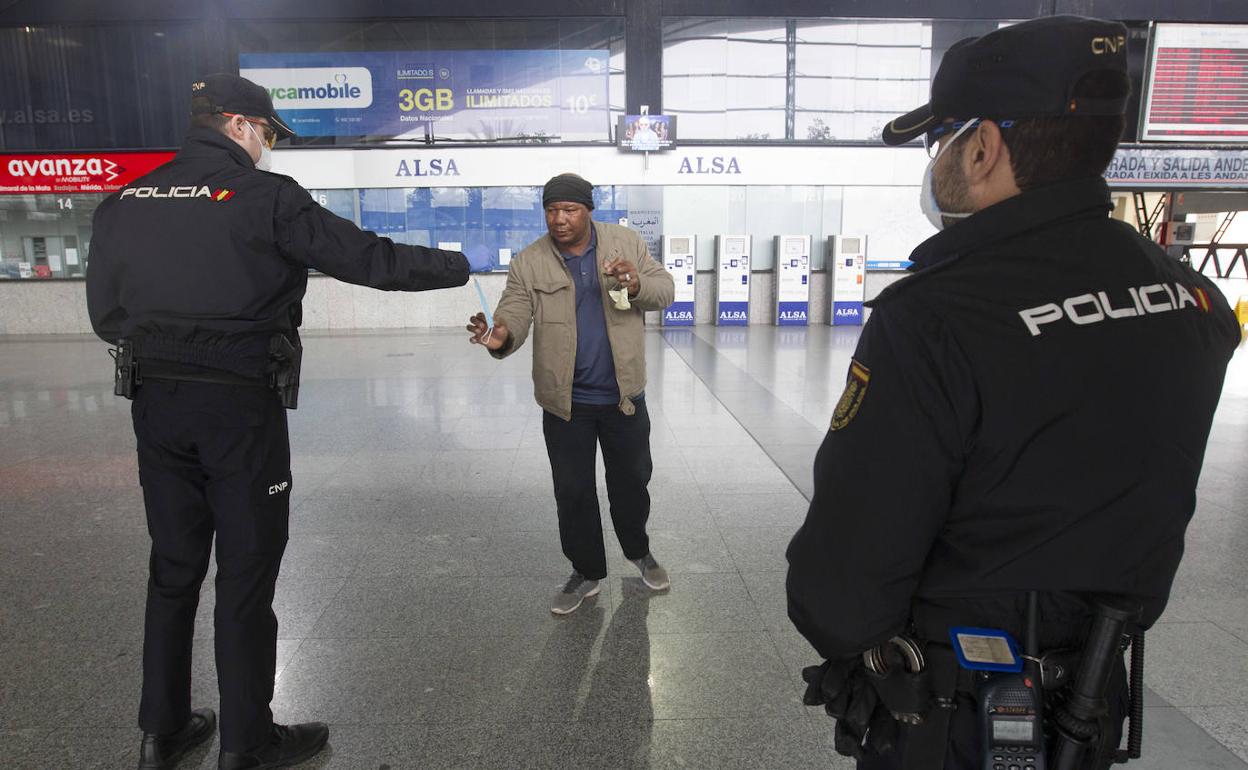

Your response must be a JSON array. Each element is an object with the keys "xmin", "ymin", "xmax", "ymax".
[{"xmin": 920, "ymin": 118, "xmax": 980, "ymax": 230}]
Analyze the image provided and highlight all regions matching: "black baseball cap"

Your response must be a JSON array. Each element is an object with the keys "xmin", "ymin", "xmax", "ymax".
[
  {"xmin": 190, "ymin": 73, "xmax": 296, "ymax": 140},
  {"xmin": 881, "ymin": 15, "xmax": 1130, "ymax": 146}
]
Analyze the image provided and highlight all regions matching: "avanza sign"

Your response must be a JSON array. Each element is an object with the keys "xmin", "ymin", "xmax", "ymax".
[{"xmin": 0, "ymin": 152, "xmax": 174, "ymax": 194}]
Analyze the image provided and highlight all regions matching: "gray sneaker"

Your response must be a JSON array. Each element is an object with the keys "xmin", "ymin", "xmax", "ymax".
[
  {"xmin": 632, "ymin": 553, "xmax": 670, "ymax": 591},
  {"xmin": 551, "ymin": 572, "xmax": 601, "ymax": 615}
]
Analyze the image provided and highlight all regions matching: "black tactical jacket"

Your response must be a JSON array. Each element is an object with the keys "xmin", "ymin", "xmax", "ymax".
[
  {"xmin": 787, "ymin": 178, "xmax": 1241, "ymax": 659},
  {"xmin": 87, "ymin": 128, "xmax": 468, "ymax": 377}
]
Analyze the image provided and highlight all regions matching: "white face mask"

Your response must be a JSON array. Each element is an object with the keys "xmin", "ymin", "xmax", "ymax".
[
  {"xmin": 247, "ymin": 121, "xmax": 273, "ymax": 172},
  {"xmin": 920, "ymin": 117, "xmax": 980, "ymax": 231}
]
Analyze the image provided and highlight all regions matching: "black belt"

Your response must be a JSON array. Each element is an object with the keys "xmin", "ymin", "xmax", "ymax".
[
  {"xmin": 894, "ymin": 642, "xmax": 974, "ymax": 770},
  {"xmin": 141, "ymin": 360, "xmax": 269, "ymax": 389}
]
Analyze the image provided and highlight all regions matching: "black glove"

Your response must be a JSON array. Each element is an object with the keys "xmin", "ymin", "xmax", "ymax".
[{"xmin": 801, "ymin": 659, "xmax": 900, "ymax": 760}]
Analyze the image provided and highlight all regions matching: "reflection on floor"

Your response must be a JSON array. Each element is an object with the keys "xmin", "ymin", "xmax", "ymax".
[{"xmin": 1, "ymin": 324, "xmax": 1245, "ymax": 769}]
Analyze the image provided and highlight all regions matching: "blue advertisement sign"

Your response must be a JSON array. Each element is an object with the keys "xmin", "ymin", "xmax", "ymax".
[
  {"xmin": 663, "ymin": 302, "xmax": 695, "ymax": 326},
  {"xmin": 239, "ymin": 50, "xmax": 610, "ymax": 140},
  {"xmin": 832, "ymin": 301, "xmax": 865, "ymax": 326},
  {"xmin": 717, "ymin": 302, "xmax": 749, "ymax": 326},
  {"xmin": 777, "ymin": 301, "xmax": 809, "ymax": 326},
  {"xmin": 866, "ymin": 259, "xmax": 913, "ymax": 271}
]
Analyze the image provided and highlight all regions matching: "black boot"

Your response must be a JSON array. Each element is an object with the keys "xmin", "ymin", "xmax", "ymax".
[
  {"xmin": 218, "ymin": 722, "xmax": 329, "ymax": 770},
  {"xmin": 138, "ymin": 708, "xmax": 217, "ymax": 770}
]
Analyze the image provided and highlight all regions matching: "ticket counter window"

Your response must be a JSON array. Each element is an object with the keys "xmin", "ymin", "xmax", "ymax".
[{"xmin": 0, "ymin": 194, "xmax": 103, "ymax": 279}]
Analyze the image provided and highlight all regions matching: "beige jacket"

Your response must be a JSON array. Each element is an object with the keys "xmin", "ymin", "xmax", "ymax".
[{"xmin": 492, "ymin": 222, "xmax": 675, "ymax": 420}]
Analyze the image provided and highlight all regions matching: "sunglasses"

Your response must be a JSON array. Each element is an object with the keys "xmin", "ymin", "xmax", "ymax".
[
  {"xmin": 222, "ymin": 112, "xmax": 277, "ymax": 148},
  {"xmin": 923, "ymin": 118, "xmax": 1015, "ymax": 158}
]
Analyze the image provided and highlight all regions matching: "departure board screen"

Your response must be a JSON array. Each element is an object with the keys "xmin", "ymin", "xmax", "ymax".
[{"xmin": 1142, "ymin": 24, "xmax": 1248, "ymax": 143}]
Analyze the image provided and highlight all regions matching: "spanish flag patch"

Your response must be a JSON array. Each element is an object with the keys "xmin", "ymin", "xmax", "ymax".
[
  {"xmin": 1193, "ymin": 286, "xmax": 1212, "ymax": 312},
  {"xmin": 830, "ymin": 359, "xmax": 871, "ymax": 431}
]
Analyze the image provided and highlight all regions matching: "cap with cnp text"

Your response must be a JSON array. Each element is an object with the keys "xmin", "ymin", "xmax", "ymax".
[
  {"xmin": 881, "ymin": 15, "xmax": 1130, "ymax": 146},
  {"xmin": 190, "ymin": 73, "xmax": 296, "ymax": 141}
]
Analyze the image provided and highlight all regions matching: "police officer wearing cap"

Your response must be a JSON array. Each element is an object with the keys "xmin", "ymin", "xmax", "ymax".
[
  {"xmin": 87, "ymin": 74, "xmax": 470, "ymax": 770},
  {"xmin": 786, "ymin": 16, "xmax": 1240, "ymax": 770}
]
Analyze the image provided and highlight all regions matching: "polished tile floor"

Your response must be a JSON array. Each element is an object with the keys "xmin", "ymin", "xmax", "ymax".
[{"xmin": 1, "ymin": 322, "xmax": 1246, "ymax": 769}]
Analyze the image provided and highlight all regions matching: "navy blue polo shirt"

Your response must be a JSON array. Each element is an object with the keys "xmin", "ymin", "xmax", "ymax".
[{"xmin": 560, "ymin": 227, "xmax": 620, "ymax": 405}]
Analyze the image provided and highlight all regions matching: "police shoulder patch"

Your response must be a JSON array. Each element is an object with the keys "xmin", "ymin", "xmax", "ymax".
[{"xmin": 830, "ymin": 359, "xmax": 871, "ymax": 431}]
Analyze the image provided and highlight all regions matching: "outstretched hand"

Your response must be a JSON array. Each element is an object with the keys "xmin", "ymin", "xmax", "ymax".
[{"xmin": 467, "ymin": 312, "xmax": 509, "ymax": 351}]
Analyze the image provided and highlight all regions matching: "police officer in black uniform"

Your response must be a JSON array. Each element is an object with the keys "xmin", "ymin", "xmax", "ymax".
[
  {"xmin": 87, "ymin": 74, "xmax": 470, "ymax": 770},
  {"xmin": 786, "ymin": 17, "xmax": 1241, "ymax": 770}
]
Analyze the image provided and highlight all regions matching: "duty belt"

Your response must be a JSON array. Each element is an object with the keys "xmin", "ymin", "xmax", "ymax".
[{"xmin": 140, "ymin": 360, "xmax": 269, "ymax": 388}]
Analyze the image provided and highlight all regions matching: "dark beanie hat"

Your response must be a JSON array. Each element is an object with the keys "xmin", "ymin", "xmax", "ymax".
[{"xmin": 542, "ymin": 173, "xmax": 594, "ymax": 210}]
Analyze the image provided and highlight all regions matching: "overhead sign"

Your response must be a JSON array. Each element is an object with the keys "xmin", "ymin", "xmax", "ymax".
[
  {"xmin": 1142, "ymin": 24, "xmax": 1248, "ymax": 143},
  {"xmin": 239, "ymin": 50, "xmax": 609, "ymax": 141},
  {"xmin": 1105, "ymin": 147, "xmax": 1248, "ymax": 188},
  {"xmin": 270, "ymin": 144, "xmax": 930, "ymax": 190},
  {"xmin": 0, "ymin": 152, "xmax": 174, "ymax": 195}
]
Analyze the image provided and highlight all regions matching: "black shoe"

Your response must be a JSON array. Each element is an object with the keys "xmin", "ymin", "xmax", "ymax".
[
  {"xmin": 138, "ymin": 708, "xmax": 217, "ymax": 770},
  {"xmin": 218, "ymin": 722, "xmax": 329, "ymax": 770}
]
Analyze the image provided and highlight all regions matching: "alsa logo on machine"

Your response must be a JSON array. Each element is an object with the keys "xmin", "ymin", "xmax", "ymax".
[
  {"xmin": 119, "ymin": 186, "xmax": 235, "ymax": 201},
  {"xmin": 719, "ymin": 310, "xmax": 748, "ymax": 321},
  {"xmin": 778, "ymin": 310, "xmax": 807, "ymax": 321},
  {"xmin": 8, "ymin": 157, "xmax": 120, "ymax": 182},
  {"xmin": 665, "ymin": 310, "xmax": 694, "ymax": 322},
  {"xmin": 835, "ymin": 307, "xmax": 861, "ymax": 318}
]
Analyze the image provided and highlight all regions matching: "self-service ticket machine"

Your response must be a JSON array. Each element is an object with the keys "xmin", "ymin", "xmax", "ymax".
[
  {"xmin": 774, "ymin": 234, "xmax": 811, "ymax": 326},
  {"xmin": 662, "ymin": 235, "xmax": 696, "ymax": 326},
  {"xmin": 716, "ymin": 235, "xmax": 750, "ymax": 326},
  {"xmin": 828, "ymin": 235, "xmax": 867, "ymax": 326}
]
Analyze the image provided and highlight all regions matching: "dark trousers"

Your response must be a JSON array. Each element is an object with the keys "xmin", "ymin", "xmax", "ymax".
[
  {"xmin": 132, "ymin": 380, "xmax": 291, "ymax": 754},
  {"xmin": 542, "ymin": 399, "xmax": 653, "ymax": 580}
]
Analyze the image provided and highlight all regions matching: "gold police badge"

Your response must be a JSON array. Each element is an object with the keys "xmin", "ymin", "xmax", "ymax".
[{"xmin": 830, "ymin": 359, "xmax": 870, "ymax": 431}]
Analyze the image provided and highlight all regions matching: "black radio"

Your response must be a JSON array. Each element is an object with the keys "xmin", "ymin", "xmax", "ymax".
[{"xmin": 980, "ymin": 671, "xmax": 1047, "ymax": 770}]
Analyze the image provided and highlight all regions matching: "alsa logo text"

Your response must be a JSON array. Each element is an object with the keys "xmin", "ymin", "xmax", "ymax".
[
  {"xmin": 835, "ymin": 307, "xmax": 860, "ymax": 317},
  {"xmin": 8, "ymin": 157, "xmax": 119, "ymax": 181},
  {"xmin": 395, "ymin": 158, "xmax": 460, "ymax": 177},
  {"xmin": 665, "ymin": 310, "xmax": 694, "ymax": 321},
  {"xmin": 679, "ymin": 156, "xmax": 742, "ymax": 175},
  {"xmin": 719, "ymin": 310, "xmax": 748, "ymax": 321},
  {"xmin": 120, "ymin": 186, "xmax": 235, "ymax": 201},
  {"xmin": 778, "ymin": 310, "xmax": 807, "ymax": 321}
]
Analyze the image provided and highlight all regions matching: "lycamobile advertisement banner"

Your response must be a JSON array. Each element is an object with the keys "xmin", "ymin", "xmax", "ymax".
[{"xmin": 239, "ymin": 50, "xmax": 610, "ymax": 141}]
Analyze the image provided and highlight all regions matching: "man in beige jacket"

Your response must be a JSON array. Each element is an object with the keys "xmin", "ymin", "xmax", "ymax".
[{"xmin": 468, "ymin": 173, "xmax": 676, "ymax": 614}]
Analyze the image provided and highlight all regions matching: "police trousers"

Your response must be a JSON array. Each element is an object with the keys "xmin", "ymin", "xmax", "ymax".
[
  {"xmin": 542, "ymin": 399, "xmax": 653, "ymax": 580},
  {"xmin": 132, "ymin": 380, "xmax": 291, "ymax": 754}
]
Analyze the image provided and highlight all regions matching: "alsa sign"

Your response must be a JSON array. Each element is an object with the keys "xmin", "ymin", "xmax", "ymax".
[{"xmin": 0, "ymin": 152, "xmax": 174, "ymax": 195}]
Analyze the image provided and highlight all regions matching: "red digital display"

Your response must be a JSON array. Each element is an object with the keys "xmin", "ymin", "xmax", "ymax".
[{"xmin": 1143, "ymin": 25, "xmax": 1248, "ymax": 143}]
